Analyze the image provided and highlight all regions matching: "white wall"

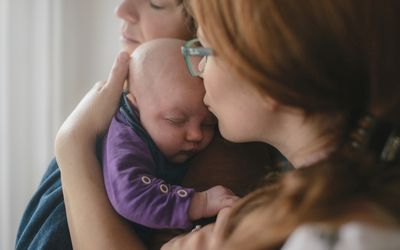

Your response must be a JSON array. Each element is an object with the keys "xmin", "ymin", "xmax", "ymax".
[{"xmin": 0, "ymin": 0, "xmax": 120, "ymax": 249}]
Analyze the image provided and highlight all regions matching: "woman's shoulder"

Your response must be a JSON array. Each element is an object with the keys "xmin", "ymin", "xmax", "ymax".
[{"xmin": 282, "ymin": 222, "xmax": 400, "ymax": 250}]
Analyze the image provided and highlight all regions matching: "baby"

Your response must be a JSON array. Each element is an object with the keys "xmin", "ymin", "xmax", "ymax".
[{"xmin": 102, "ymin": 39, "xmax": 238, "ymax": 239}]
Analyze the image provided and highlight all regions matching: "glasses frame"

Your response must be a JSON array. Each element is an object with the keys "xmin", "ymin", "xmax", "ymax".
[{"xmin": 181, "ymin": 38, "xmax": 214, "ymax": 77}]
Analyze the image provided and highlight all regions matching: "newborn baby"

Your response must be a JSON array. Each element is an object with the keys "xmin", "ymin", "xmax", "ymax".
[{"xmin": 102, "ymin": 38, "xmax": 239, "ymax": 243}]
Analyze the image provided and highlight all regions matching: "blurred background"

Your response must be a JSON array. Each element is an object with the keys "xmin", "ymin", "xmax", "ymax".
[{"xmin": 0, "ymin": 0, "xmax": 120, "ymax": 248}]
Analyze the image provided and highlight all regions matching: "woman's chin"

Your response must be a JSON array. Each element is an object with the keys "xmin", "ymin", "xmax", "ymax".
[{"xmin": 219, "ymin": 127, "xmax": 245, "ymax": 143}]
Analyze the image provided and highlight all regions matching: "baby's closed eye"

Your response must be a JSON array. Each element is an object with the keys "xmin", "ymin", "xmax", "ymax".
[{"xmin": 165, "ymin": 117, "xmax": 186, "ymax": 126}]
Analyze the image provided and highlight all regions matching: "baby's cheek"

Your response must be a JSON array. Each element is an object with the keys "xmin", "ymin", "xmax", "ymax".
[{"xmin": 165, "ymin": 129, "xmax": 187, "ymax": 147}]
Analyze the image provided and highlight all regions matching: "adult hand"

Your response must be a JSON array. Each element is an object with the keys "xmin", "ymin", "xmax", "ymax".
[
  {"xmin": 55, "ymin": 51, "xmax": 130, "ymax": 160},
  {"xmin": 161, "ymin": 207, "xmax": 232, "ymax": 250},
  {"xmin": 54, "ymin": 52, "xmax": 146, "ymax": 250}
]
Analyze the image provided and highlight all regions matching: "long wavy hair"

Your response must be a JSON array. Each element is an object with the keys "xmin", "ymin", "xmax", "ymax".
[{"xmin": 190, "ymin": 0, "xmax": 400, "ymax": 249}]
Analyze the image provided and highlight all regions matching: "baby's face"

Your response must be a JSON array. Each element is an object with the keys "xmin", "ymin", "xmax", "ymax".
[
  {"xmin": 128, "ymin": 39, "xmax": 216, "ymax": 163},
  {"xmin": 138, "ymin": 76, "xmax": 217, "ymax": 163}
]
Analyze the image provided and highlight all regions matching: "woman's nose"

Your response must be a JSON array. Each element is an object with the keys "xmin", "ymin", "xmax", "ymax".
[{"xmin": 115, "ymin": 0, "xmax": 139, "ymax": 23}]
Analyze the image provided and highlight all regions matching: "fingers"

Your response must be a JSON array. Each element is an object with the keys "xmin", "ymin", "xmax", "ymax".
[
  {"xmin": 206, "ymin": 208, "xmax": 232, "ymax": 249},
  {"xmin": 103, "ymin": 51, "xmax": 130, "ymax": 98},
  {"xmin": 107, "ymin": 51, "xmax": 130, "ymax": 83},
  {"xmin": 92, "ymin": 51, "xmax": 130, "ymax": 131},
  {"xmin": 213, "ymin": 207, "xmax": 232, "ymax": 237},
  {"xmin": 221, "ymin": 195, "xmax": 240, "ymax": 208}
]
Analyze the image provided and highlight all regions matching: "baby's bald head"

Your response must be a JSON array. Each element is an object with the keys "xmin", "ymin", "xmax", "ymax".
[
  {"xmin": 124, "ymin": 39, "xmax": 215, "ymax": 163},
  {"xmin": 128, "ymin": 38, "xmax": 198, "ymax": 96}
]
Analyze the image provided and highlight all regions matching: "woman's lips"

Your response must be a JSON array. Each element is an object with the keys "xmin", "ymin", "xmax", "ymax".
[{"xmin": 120, "ymin": 33, "xmax": 140, "ymax": 44}]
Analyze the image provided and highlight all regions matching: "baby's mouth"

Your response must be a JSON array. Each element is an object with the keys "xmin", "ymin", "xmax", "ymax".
[{"xmin": 178, "ymin": 149, "xmax": 198, "ymax": 158}]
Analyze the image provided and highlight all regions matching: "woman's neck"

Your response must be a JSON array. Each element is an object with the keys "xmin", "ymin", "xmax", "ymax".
[
  {"xmin": 272, "ymin": 112, "xmax": 340, "ymax": 169},
  {"xmin": 288, "ymin": 139, "xmax": 337, "ymax": 168}
]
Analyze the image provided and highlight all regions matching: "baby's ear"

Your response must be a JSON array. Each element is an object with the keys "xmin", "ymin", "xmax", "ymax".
[{"xmin": 126, "ymin": 92, "xmax": 138, "ymax": 108}]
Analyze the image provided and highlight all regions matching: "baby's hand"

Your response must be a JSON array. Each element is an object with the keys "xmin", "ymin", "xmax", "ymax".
[{"xmin": 189, "ymin": 185, "xmax": 239, "ymax": 220}]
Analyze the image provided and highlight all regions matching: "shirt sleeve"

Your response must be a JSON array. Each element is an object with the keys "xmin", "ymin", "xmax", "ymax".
[{"xmin": 102, "ymin": 114, "xmax": 195, "ymax": 230}]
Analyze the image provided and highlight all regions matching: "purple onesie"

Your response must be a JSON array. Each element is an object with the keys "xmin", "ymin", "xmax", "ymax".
[{"xmin": 102, "ymin": 107, "xmax": 195, "ymax": 230}]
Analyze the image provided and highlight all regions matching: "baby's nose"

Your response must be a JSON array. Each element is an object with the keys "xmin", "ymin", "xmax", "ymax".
[{"xmin": 186, "ymin": 126, "xmax": 204, "ymax": 142}]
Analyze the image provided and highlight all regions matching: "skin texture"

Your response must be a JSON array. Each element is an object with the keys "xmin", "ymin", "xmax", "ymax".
[
  {"xmin": 55, "ymin": 49, "xmax": 270, "ymax": 250},
  {"xmin": 55, "ymin": 1, "xmax": 400, "ymax": 249},
  {"xmin": 158, "ymin": 27, "xmax": 342, "ymax": 250},
  {"xmin": 56, "ymin": 52, "xmax": 146, "ymax": 249},
  {"xmin": 127, "ymin": 39, "xmax": 216, "ymax": 164},
  {"xmin": 125, "ymin": 38, "xmax": 240, "ymax": 222},
  {"xmin": 55, "ymin": 0, "xmax": 197, "ymax": 246},
  {"xmin": 160, "ymin": 0, "xmax": 400, "ymax": 248},
  {"xmin": 150, "ymin": 137, "xmax": 272, "ymax": 249},
  {"xmin": 196, "ymin": 30, "xmax": 271, "ymax": 143},
  {"xmin": 200, "ymin": 55, "xmax": 273, "ymax": 143},
  {"xmin": 116, "ymin": 0, "xmax": 192, "ymax": 53},
  {"xmin": 55, "ymin": 1, "xmax": 272, "ymax": 249},
  {"xmin": 196, "ymin": 28, "xmax": 337, "ymax": 168}
]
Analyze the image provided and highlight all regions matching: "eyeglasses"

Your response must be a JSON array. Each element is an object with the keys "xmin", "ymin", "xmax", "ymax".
[{"xmin": 181, "ymin": 38, "xmax": 214, "ymax": 77}]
